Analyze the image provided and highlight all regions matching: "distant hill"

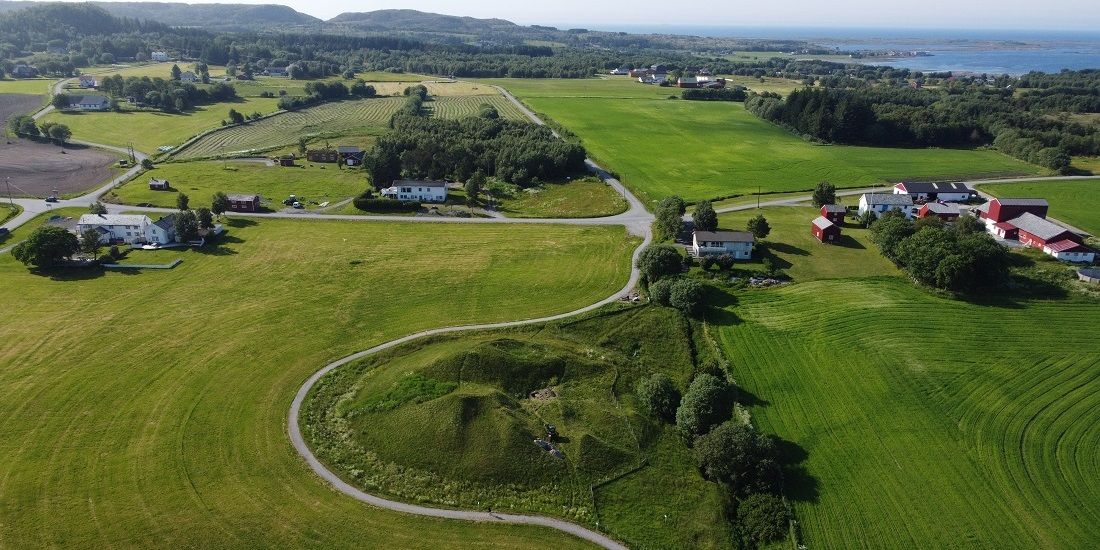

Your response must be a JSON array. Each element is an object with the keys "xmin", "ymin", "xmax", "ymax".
[
  {"xmin": 0, "ymin": 1, "xmax": 321, "ymax": 30},
  {"xmin": 327, "ymin": 9, "xmax": 521, "ymax": 34}
]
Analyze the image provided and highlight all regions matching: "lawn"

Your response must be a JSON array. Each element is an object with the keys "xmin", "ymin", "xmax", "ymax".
[
  {"xmin": 303, "ymin": 305, "xmax": 731, "ymax": 548},
  {"xmin": 0, "ymin": 78, "xmax": 55, "ymax": 95},
  {"xmin": 977, "ymin": 177, "xmax": 1100, "ymax": 235},
  {"xmin": 715, "ymin": 278, "xmax": 1100, "ymax": 548},
  {"xmin": 496, "ymin": 177, "xmax": 627, "ymax": 218},
  {"xmin": 107, "ymin": 161, "xmax": 368, "ymax": 210},
  {"xmin": 496, "ymin": 88, "xmax": 1041, "ymax": 204},
  {"xmin": 0, "ymin": 203, "xmax": 21, "ymax": 226},
  {"xmin": 0, "ymin": 216, "xmax": 637, "ymax": 547},
  {"xmin": 1071, "ymin": 156, "xmax": 1100, "ymax": 174},
  {"xmin": 714, "ymin": 204, "xmax": 899, "ymax": 282},
  {"xmin": 39, "ymin": 96, "xmax": 282, "ymax": 154},
  {"xmin": 0, "ymin": 207, "xmax": 85, "ymax": 249}
]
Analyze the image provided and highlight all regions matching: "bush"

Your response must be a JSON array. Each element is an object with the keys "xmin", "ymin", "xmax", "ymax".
[
  {"xmin": 738, "ymin": 493, "xmax": 792, "ymax": 547},
  {"xmin": 648, "ymin": 278, "xmax": 674, "ymax": 305},
  {"xmin": 693, "ymin": 420, "xmax": 781, "ymax": 495},
  {"xmin": 635, "ymin": 373, "xmax": 680, "ymax": 421},
  {"xmin": 714, "ymin": 254, "xmax": 735, "ymax": 271},
  {"xmin": 675, "ymin": 373, "xmax": 730, "ymax": 439},
  {"xmin": 699, "ymin": 256, "xmax": 716, "ymax": 271},
  {"xmin": 636, "ymin": 244, "xmax": 683, "ymax": 283},
  {"xmin": 668, "ymin": 278, "xmax": 704, "ymax": 314}
]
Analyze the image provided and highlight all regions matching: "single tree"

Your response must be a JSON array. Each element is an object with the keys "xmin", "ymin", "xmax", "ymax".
[
  {"xmin": 658, "ymin": 195, "xmax": 687, "ymax": 216},
  {"xmin": 11, "ymin": 226, "xmax": 80, "ymax": 268},
  {"xmin": 737, "ymin": 493, "xmax": 792, "ymax": 546},
  {"xmin": 669, "ymin": 278, "xmax": 704, "ymax": 314},
  {"xmin": 811, "ymin": 180, "xmax": 837, "ymax": 207},
  {"xmin": 636, "ymin": 244, "xmax": 683, "ymax": 283},
  {"xmin": 170, "ymin": 64, "xmax": 182, "ymax": 81},
  {"xmin": 675, "ymin": 374, "xmax": 731, "ymax": 439},
  {"xmin": 655, "ymin": 201, "xmax": 684, "ymax": 241},
  {"xmin": 692, "ymin": 200, "xmax": 718, "ymax": 232},
  {"xmin": 173, "ymin": 210, "xmax": 200, "ymax": 242},
  {"xmin": 465, "ymin": 171, "xmax": 485, "ymax": 206},
  {"xmin": 648, "ymin": 277, "xmax": 675, "ymax": 305},
  {"xmin": 693, "ymin": 420, "xmax": 781, "ymax": 494},
  {"xmin": 88, "ymin": 202, "xmax": 107, "ymax": 215},
  {"xmin": 196, "ymin": 207, "xmax": 214, "ymax": 229},
  {"xmin": 176, "ymin": 193, "xmax": 190, "ymax": 211},
  {"xmin": 47, "ymin": 123, "xmax": 72, "ymax": 147},
  {"xmin": 297, "ymin": 137, "xmax": 308, "ymax": 155},
  {"xmin": 746, "ymin": 214, "xmax": 771, "ymax": 239},
  {"xmin": 79, "ymin": 228, "xmax": 103, "ymax": 260},
  {"xmin": 51, "ymin": 93, "xmax": 70, "ymax": 110},
  {"xmin": 211, "ymin": 192, "xmax": 229, "ymax": 218},
  {"xmin": 227, "ymin": 109, "xmax": 245, "ymax": 124},
  {"xmin": 635, "ymin": 373, "xmax": 681, "ymax": 422}
]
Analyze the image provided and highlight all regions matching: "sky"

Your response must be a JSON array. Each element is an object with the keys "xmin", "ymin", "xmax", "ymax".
[{"xmin": 25, "ymin": 0, "xmax": 1100, "ymax": 31}]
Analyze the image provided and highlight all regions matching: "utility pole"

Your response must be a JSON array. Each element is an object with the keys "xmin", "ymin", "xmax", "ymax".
[
  {"xmin": 5, "ymin": 177, "xmax": 13, "ymax": 206},
  {"xmin": 757, "ymin": 185, "xmax": 761, "ymax": 209}
]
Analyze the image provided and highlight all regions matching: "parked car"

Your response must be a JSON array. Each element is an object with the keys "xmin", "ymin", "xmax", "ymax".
[
  {"xmin": 292, "ymin": 202, "xmax": 303, "ymax": 209},
  {"xmin": 45, "ymin": 196, "xmax": 58, "ymax": 203}
]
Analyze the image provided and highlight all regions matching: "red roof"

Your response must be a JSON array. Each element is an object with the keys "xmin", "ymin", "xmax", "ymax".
[
  {"xmin": 1045, "ymin": 239, "xmax": 1092, "ymax": 253},
  {"xmin": 994, "ymin": 221, "xmax": 1016, "ymax": 230}
]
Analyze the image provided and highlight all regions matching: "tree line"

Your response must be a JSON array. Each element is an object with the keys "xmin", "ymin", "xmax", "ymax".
[{"xmin": 94, "ymin": 75, "xmax": 238, "ymax": 112}]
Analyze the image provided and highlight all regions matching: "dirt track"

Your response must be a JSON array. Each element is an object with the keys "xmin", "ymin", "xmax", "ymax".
[{"xmin": 2, "ymin": 93, "xmax": 117, "ymax": 197}]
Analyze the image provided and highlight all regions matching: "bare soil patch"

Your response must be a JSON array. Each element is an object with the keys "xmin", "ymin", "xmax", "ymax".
[
  {"xmin": 0, "ymin": 93, "xmax": 42, "ymax": 125},
  {"xmin": 0, "ymin": 140, "xmax": 117, "ymax": 197}
]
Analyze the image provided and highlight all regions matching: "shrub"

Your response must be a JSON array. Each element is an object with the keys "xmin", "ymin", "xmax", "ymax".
[
  {"xmin": 636, "ymin": 244, "xmax": 683, "ymax": 283},
  {"xmin": 714, "ymin": 254, "xmax": 735, "ymax": 271},
  {"xmin": 746, "ymin": 214, "xmax": 771, "ymax": 239},
  {"xmin": 676, "ymin": 373, "xmax": 730, "ymax": 439},
  {"xmin": 635, "ymin": 373, "xmax": 680, "ymax": 421},
  {"xmin": 693, "ymin": 420, "xmax": 781, "ymax": 495},
  {"xmin": 699, "ymin": 256, "xmax": 716, "ymax": 271},
  {"xmin": 668, "ymin": 278, "xmax": 704, "ymax": 314},
  {"xmin": 648, "ymin": 278, "xmax": 674, "ymax": 305},
  {"xmin": 738, "ymin": 493, "xmax": 792, "ymax": 547}
]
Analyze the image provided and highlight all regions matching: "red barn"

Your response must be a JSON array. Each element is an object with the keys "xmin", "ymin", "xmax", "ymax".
[
  {"xmin": 820, "ymin": 204, "xmax": 846, "ymax": 224},
  {"xmin": 1010, "ymin": 212, "xmax": 1081, "ymax": 248},
  {"xmin": 917, "ymin": 202, "xmax": 961, "ymax": 221},
  {"xmin": 811, "ymin": 216, "xmax": 841, "ymax": 243},
  {"xmin": 228, "ymin": 194, "xmax": 261, "ymax": 212},
  {"xmin": 979, "ymin": 198, "xmax": 1048, "ymax": 223}
]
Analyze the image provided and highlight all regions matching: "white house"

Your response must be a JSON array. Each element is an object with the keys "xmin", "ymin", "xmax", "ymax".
[
  {"xmin": 77, "ymin": 214, "xmax": 177, "ymax": 245},
  {"xmin": 893, "ymin": 181, "xmax": 974, "ymax": 202},
  {"xmin": 78, "ymin": 75, "xmax": 97, "ymax": 88},
  {"xmin": 68, "ymin": 95, "xmax": 110, "ymax": 111},
  {"xmin": 151, "ymin": 51, "xmax": 169, "ymax": 62},
  {"xmin": 609, "ymin": 67, "xmax": 630, "ymax": 75},
  {"xmin": 179, "ymin": 71, "xmax": 199, "ymax": 83},
  {"xmin": 858, "ymin": 193, "xmax": 915, "ymax": 219},
  {"xmin": 692, "ymin": 230, "xmax": 755, "ymax": 259},
  {"xmin": 380, "ymin": 180, "xmax": 448, "ymax": 203}
]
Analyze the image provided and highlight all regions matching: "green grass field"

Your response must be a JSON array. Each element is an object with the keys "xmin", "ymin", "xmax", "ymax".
[
  {"xmin": 978, "ymin": 177, "xmax": 1100, "ymax": 235},
  {"xmin": 0, "ymin": 204, "xmax": 21, "ymax": 226},
  {"xmin": 496, "ymin": 177, "xmax": 627, "ymax": 218},
  {"xmin": 1071, "ymin": 156, "xmax": 1099, "ymax": 174},
  {"xmin": 303, "ymin": 305, "xmax": 730, "ymax": 548},
  {"xmin": 39, "ymin": 96, "xmax": 282, "ymax": 154},
  {"xmin": 107, "ymin": 161, "xmax": 368, "ymax": 210},
  {"xmin": 0, "ymin": 216, "xmax": 636, "ymax": 548},
  {"xmin": 715, "ymin": 278, "xmax": 1100, "ymax": 548},
  {"xmin": 498, "ymin": 91, "xmax": 1041, "ymax": 204},
  {"xmin": 714, "ymin": 205, "xmax": 899, "ymax": 281},
  {"xmin": 0, "ymin": 78, "xmax": 55, "ymax": 95}
]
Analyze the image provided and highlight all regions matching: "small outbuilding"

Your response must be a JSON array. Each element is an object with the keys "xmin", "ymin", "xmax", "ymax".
[
  {"xmin": 148, "ymin": 178, "xmax": 170, "ymax": 191},
  {"xmin": 227, "ymin": 194, "xmax": 261, "ymax": 212},
  {"xmin": 811, "ymin": 216, "xmax": 841, "ymax": 243},
  {"xmin": 820, "ymin": 204, "xmax": 846, "ymax": 224},
  {"xmin": 277, "ymin": 155, "xmax": 296, "ymax": 167},
  {"xmin": 917, "ymin": 202, "xmax": 961, "ymax": 222}
]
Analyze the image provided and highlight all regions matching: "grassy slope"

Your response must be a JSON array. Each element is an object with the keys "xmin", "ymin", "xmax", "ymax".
[
  {"xmin": 716, "ymin": 205, "xmax": 899, "ymax": 281},
  {"xmin": 498, "ymin": 178, "xmax": 627, "ymax": 218},
  {"xmin": 485, "ymin": 78, "xmax": 1041, "ymax": 204},
  {"xmin": 0, "ymin": 217, "xmax": 636, "ymax": 548},
  {"xmin": 0, "ymin": 78, "xmax": 56, "ymax": 95},
  {"xmin": 978, "ymin": 177, "xmax": 1100, "ymax": 235},
  {"xmin": 716, "ymin": 279, "xmax": 1100, "ymax": 548},
  {"xmin": 108, "ymin": 161, "xmax": 368, "ymax": 210},
  {"xmin": 0, "ymin": 204, "xmax": 22, "ymax": 226},
  {"xmin": 1073, "ymin": 156, "xmax": 1100, "ymax": 174},
  {"xmin": 39, "ymin": 96, "xmax": 282, "ymax": 153}
]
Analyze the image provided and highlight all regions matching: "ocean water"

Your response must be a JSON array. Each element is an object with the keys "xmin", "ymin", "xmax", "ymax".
[{"xmin": 582, "ymin": 25, "xmax": 1100, "ymax": 75}]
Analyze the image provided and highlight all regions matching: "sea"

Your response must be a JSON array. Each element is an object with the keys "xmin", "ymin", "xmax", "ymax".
[{"xmin": 576, "ymin": 25, "xmax": 1100, "ymax": 75}]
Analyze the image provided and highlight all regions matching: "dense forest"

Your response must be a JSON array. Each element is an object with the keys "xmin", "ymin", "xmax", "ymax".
[
  {"xmin": 365, "ymin": 112, "xmax": 587, "ymax": 187},
  {"xmin": 745, "ymin": 73, "xmax": 1100, "ymax": 171}
]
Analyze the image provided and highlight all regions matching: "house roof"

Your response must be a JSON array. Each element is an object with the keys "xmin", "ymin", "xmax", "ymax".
[
  {"xmin": 994, "ymin": 221, "xmax": 1016, "ymax": 230},
  {"xmin": 228, "ymin": 193, "xmax": 260, "ymax": 201},
  {"xmin": 993, "ymin": 198, "xmax": 1048, "ymax": 207},
  {"xmin": 1008, "ymin": 212, "xmax": 1073, "ymax": 241},
  {"xmin": 821, "ymin": 204, "xmax": 846, "ymax": 213},
  {"xmin": 1045, "ymin": 239, "xmax": 1092, "ymax": 253},
  {"xmin": 153, "ymin": 214, "xmax": 176, "ymax": 231},
  {"xmin": 812, "ymin": 216, "xmax": 836, "ymax": 230},
  {"xmin": 921, "ymin": 202, "xmax": 961, "ymax": 214},
  {"xmin": 896, "ymin": 181, "xmax": 972, "ymax": 194},
  {"xmin": 694, "ymin": 230, "xmax": 755, "ymax": 243},
  {"xmin": 336, "ymin": 146, "xmax": 363, "ymax": 154},
  {"xmin": 862, "ymin": 193, "xmax": 913, "ymax": 205},
  {"xmin": 149, "ymin": 178, "xmax": 168, "ymax": 185},
  {"xmin": 71, "ymin": 95, "xmax": 109, "ymax": 106},
  {"xmin": 78, "ymin": 214, "xmax": 149, "ymax": 227},
  {"xmin": 392, "ymin": 180, "xmax": 447, "ymax": 188}
]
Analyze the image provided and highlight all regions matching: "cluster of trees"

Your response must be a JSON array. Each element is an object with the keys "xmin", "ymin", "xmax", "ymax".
[
  {"xmin": 870, "ymin": 212, "xmax": 1010, "ymax": 292},
  {"xmin": 6, "ymin": 115, "xmax": 71, "ymax": 144},
  {"xmin": 681, "ymin": 87, "xmax": 747, "ymax": 102},
  {"xmin": 96, "ymin": 75, "xmax": 237, "ymax": 112},
  {"xmin": 275, "ymin": 79, "xmax": 376, "ymax": 111},
  {"xmin": 635, "ymin": 372, "xmax": 793, "ymax": 546},
  {"xmin": 746, "ymin": 74, "xmax": 1100, "ymax": 172},
  {"xmin": 366, "ymin": 115, "xmax": 586, "ymax": 187},
  {"xmin": 635, "ymin": 244, "xmax": 705, "ymax": 314}
]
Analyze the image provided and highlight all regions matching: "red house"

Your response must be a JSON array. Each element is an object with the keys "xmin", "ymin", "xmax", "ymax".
[
  {"xmin": 979, "ymin": 198, "xmax": 1049, "ymax": 223},
  {"xmin": 1010, "ymin": 212, "xmax": 1081, "ymax": 248},
  {"xmin": 811, "ymin": 216, "xmax": 842, "ymax": 243},
  {"xmin": 917, "ymin": 202, "xmax": 961, "ymax": 222},
  {"xmin": 228, "ymin": 194, "xmax": 261, "ymax": 212},
  {"xmin": 820, "ymin": 204, "xmax": 846, "ymax": 224}
]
